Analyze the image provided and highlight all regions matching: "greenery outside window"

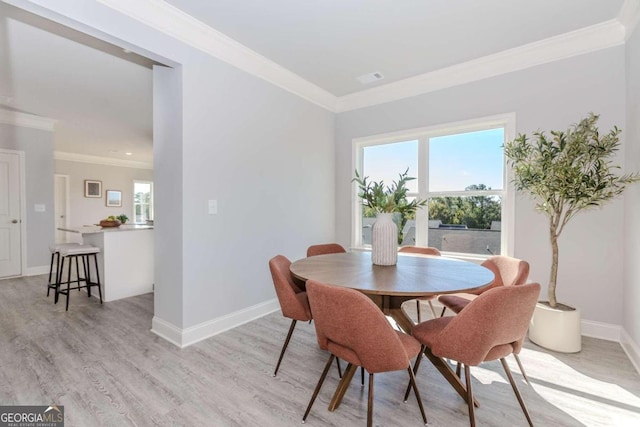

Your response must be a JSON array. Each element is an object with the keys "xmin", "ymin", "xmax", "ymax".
[
  {"xmin": 133, "ymin": 180, "xmax": 153, "ymax": 223},
  {"xmin": 353, "ymin": 114, "xmax": 515, "ymax": 257}
]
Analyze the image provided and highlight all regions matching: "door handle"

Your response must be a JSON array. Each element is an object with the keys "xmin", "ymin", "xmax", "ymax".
[{"xmin": 11, "ymin": 219, "xmax": 18, "ymax": 224}]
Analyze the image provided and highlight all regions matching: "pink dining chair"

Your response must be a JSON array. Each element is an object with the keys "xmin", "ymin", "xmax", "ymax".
[
  {"xmin": 398, "ymin": 245, "xmax": 442, "ymax": 322},
  {"xmin": 306, "ymin": 243, "xmax": 346, "ymax": 257},
  {"xmin": 437, "ymin": 255, "xmax": 531, "ymax": 381},
  {"xmin": 303, "ymin": 279, "xmax": 427, "ymax": 427},
  {"xmin": 268, "ymin": 255, "xmax": 313, "ymax": 377},
  {"xmin": 411, "ymin": 283, "xmax": 540, "ymax": 427}
]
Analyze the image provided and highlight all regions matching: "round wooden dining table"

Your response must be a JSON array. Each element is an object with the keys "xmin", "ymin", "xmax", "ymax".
[
  {"xmin": 290, "ymin": 250, "xmax": 495, "ymax": 410},
  {"xmin": 290, "ymin": 251, "xmax": 494, "ymax": 332}
]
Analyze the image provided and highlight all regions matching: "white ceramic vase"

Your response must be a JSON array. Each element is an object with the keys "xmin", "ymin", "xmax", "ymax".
[
  {"xmin": 528, "ymin": 302, "xmax": 581, "ymax": 353},
  {"xmin": 371, "ymin": 213, "xmax": 398, "ymax": 266}
]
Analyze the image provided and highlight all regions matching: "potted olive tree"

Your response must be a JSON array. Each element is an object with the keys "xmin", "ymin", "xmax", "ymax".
[
  {"xmin": 504, "ymin": 113, "xmax": 639, "ymax": 352},
  {"xmin": 353, "ymin": 168, "xmax": 427, "ymax": 265}
]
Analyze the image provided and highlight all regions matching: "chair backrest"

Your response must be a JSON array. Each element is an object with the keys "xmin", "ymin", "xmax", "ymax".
[
  {"xmin": 472, "ymin": 255, "xmax": 530, "ymax": 295},
  {"xmin": 431, "ymin": 283, "xmax": 540, "ymax": 366},
  {"xmin": 306, "ymin": 279, "xmax": 411, "ymax": 373},
  {"xmin": 306, "ymin": 243, "xmax": 346, "ymax": 257},
  {"xmin": 398, "ymin": 246, "xmax": 441, "ymax": 256},
  {"xmin": 269, "ymin": 255, "xmax": 312, "ymax": 321}
]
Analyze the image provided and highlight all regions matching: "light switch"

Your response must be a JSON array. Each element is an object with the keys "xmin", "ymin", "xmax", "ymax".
[
  {"xmin": 34, "ymin": 204, "xmax": 46, "ymax": 212},
  {"xmin": 208, "ymin": 199, "xmax": 217, "ymax": 214}
]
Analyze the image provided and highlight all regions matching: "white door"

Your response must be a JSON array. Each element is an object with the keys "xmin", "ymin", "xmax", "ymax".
[
  {"xmin": 54, "ymin": 175, "xmax": 69, "ymax": 243},
  {"xmin": 0, "ymin": 151, "xmax": 22, "ymax": 278}
]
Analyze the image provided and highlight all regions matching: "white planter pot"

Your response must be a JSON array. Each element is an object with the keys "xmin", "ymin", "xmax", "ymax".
[
  {"xmin": 371, "ymin": 213, "xmax": 398, "ymax": 266},
  {"xmin": 528, "ymin": 302, "xmax": 581, "ymax": 353}
]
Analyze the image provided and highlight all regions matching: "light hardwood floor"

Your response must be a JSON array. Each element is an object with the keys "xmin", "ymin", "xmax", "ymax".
[{"xmin": 1, "ymin": 275, "xmax": 639, "ymax": 426}]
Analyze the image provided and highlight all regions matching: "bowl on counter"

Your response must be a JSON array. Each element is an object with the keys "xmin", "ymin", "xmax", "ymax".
[{"xmin": 99, "ymin": 219, "xmax": 121, "ymax": 228}]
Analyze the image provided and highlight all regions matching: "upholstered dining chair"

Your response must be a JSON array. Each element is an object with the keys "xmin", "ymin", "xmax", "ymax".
[
  {"xmin": 303, "ymin": 279, "xmax": 427, "ymax": 427},
  {"xmin": 437, "ymin": 255, "xmax": 531, "ymax": 380},
  {"xmin": 438, "ymin": 255, "xmax": 530, "ymax": 315},
  {"xmin": 268, "ymin": 255, "xmax": 313, "ymax": 377},
  {"xmin": 411, "ymin": 283, "xmax": 540, "ymax": 427},
  {"xmin": 306, "ymin": 243, "xmax": 346, "ymax": 257},
  {"xmin": 398, "ymin": 245, "xmax": 442, "ymax": 322}
]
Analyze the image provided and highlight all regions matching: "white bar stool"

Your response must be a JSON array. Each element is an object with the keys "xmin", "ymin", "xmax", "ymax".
[
  {"xmin": 55, "ymin": 244, "xmax": 103, "ymax": 311},
  {"xmin": 47, "ymin": 243, "xmax": 80, "ymax": 297}
]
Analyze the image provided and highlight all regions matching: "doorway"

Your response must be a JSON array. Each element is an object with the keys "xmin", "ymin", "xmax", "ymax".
[
  {"xmin": 0, "ymin": 149, "xmax": 23, "ymax": 278},
  {"xmin": 54, "ymin": 174, "xmax": 70, "ymax": 243}
]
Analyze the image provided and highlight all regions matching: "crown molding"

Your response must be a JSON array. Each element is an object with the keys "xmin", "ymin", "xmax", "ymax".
[
  {"xmin": 97, "ymin": 0, "xmax": 338, "ymax": 112},
  {"xmin": 336, "ymin": 19, "xmax": 626, "ymax": 112},
  {"xmin": 618, "ymin": 0, "xmax": 640, "ymax": 40},
  {"xmin": 55, "ymin": 151, "xmax": 153, "ymax": 170},
  {"xmin": 17, "ymin": 1, "xmax": 632, "ymax": 114},
  {"xmin": 0, "ymin": 108, "xmax": 56, "ymax": 131}
]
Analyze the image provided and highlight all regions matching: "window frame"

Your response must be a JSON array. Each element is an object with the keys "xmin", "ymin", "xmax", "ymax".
[
  {"xmin": 133, "ymin": 180, "xmax": 154, "ymax": 223},
  {"xmin": 352, "ymin": 113, "xmax": 515, "ymax": 260}
]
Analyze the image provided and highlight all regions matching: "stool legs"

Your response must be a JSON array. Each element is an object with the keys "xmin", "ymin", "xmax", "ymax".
[
  {"xmin": 54, "ymin": 252, "xmax": 102, "ymax": 311},
  {"xmin": 93, "ymin": 253, "xmax": 103, "ymax": 303}
]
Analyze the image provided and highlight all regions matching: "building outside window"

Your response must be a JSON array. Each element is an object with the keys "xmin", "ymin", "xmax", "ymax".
[
  {"xmin": 133, "ymin": 180, "xmax": 153, "ymax": 223},
  {"xmin": 353, "ymin": 114, "xmax": 514, "ymax": 258}
]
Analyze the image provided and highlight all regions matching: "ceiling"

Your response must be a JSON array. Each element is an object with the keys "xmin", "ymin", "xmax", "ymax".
[
  {"xmin": 165, "ymin": 0, "xmax": 626, "ymax": 96},
  {"xmin": 0, "ymin": 0, "xmax": 630, "ymax": 164}
]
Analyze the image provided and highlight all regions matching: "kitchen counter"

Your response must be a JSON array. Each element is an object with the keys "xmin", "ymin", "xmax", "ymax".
[
  {"xmin": 58, "ymin": 224, "xmax": 154, "ymax": 234},
  {"xmin": 57, "ymin": 225, "xmax": 154, "ymax": 302}
]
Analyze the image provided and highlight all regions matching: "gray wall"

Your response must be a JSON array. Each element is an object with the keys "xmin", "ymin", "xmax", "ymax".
[
  {"xmin": 624, "ymin": 26, "xmax": 640, "ymax": 346},
  {"xmin": 23, "ymin": 0, "xmax": 337, "ymax": 330},
  {"xmin": 336, "ymin": 47, "xmax": 627, "ymax": 326},
  {"xmin": 54, "ymin": 159, "xmax": 153, "ymax": 226},
  {"xmin": 0, "ymin": 122, "xmax": 54, "ymax": 270}
]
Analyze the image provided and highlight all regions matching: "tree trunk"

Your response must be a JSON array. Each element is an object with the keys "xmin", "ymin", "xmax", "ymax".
[{"xmin": 549, "ymin": 230, "xmax": 559, "ymax": 308}]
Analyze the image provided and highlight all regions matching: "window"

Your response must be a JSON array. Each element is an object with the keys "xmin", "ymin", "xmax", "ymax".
[
  {"xmin": 133, "ymin": 181, "xmax": 153, "ymax": 223},
  {"xmin": 353, "ymin": 114, "xmax": 514, "ymax": 257}
]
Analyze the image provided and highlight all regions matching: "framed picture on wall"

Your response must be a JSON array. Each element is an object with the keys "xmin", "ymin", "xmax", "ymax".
[
  {"xmin": 84, "ymin": 180, "xmax": 102, "ymax": 198},
  {"xmin": 106, "ymin": 190, "xmax": 122, "ymax": 207}
]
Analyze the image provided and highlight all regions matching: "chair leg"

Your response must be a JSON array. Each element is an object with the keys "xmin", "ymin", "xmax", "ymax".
[
  {"xmin": 416, "ymin": 299, "xmax": 421, "ymax": 323},
  {"xmin": 367, "ymin": 373, "xmax": 374, "ymax": 427},
  {"xmin": 501, "ymin": 358, "xmax": 534, "ymax": 427},
  {"xmin": 65, "ymin": 257, "xmax": 73, "ymax": 311},
  {"xmin": 404, "ymin": 345, "xmax": 425, "ymax": 401},
  {"xmin": 456, "ymin": 362, "xmax": 462, "ymax": 378},
  {"xmin": 273, "ymin": 319, "xmax": 297, "ymax": 377},
  {"xmin": 440, "ymin": 306, "xmax": 447, "ymax": 317},
  {"xmin": 302, "ymin": 354, "xmax": 335, "ymax": 423},
  {"xmin": 427, "ymin": 300, "xmax": 438, "ymax": 319},
  {"xmin": 55, "ymin": 257, "xmax": 64, "ymax": 304},
  {"xmin": 513, "ymin": 353, "xmax": 530, "ymax": 384},
  {"xmin": 92, "ymin": 253, "xmax": 103, "ymax": 303},
  {"xmin": 47, "ymin": 252, "xmax": 55, "ymax": 296},
  {"xmin": 464, "ymin": 364, "xmax": 475, "ymax": 427},
  {"xmin": 361, "ymin": 366, "xmax": 365, "ymax": 387},
  {"xmin": 407, "ymin": 367, "xmax": 428, "ymax": 424},
  {"xmin": 335, "ymin": 357, "xmax": 343, "ymax": 378},
  {"xmin": 84, "ymin": 255, "xmax": 92, "ymax": 298}
]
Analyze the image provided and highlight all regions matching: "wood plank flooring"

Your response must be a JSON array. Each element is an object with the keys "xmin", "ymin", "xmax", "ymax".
[{"xmin": 1, "ymin": 275, "xmax": 639, "ymax": 426}]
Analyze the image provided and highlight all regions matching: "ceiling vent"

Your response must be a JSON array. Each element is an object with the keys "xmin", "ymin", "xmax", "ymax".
[{"xmin": 356, "ymin": 72, "xmax": 384, "ymax": 85}]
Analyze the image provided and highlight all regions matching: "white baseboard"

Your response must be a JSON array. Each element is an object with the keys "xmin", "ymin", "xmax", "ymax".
[
  {"xmin": 150, "ymin": 316, "xmax": 185, "ymax": 348},
  {"xmin": 621, "ymin": 328, "xmax": 640, "ymax": 374},
  {"xmin": 581, "ymin": 319, "xmax": 621, "ymax": 342},
  {"xmin": 24, "ymin": 265, "xmax": 50, "ymax": 276},
  {"xmin": 151, "ymin": 298, "xmax": 280, "ymax": 348}
]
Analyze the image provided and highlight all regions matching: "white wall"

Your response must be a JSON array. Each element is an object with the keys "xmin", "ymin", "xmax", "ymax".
[
  {"xmin": 54, "ymin": 159, "xmax": 153, "ymax": 226},
  {"xmin": 15, "ymin": 0, "xmax": 337, "ymax": 338},
  {"xmin": 624, "ymin": 25, "xmax": 640, "ymax": 356},
  {"xmin": 0, "ymin": 122, "xmax": 54, "ymax": 270},
  {"xmin": 336, "ymin": 47, "xmax": 627, "ymax": 326}
]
